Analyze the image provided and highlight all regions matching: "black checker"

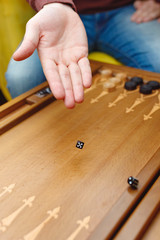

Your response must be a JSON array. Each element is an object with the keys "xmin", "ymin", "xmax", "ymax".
[
  {"xmin": 147, "ymin": 81, "xmax": 160, "ymax": 90},
  {"xmin": 130, "ymin": 76, "xmax": 143, "ymax": 85},
  {"xmin": 124, "ymin": 81, "xmax": 137, "ymax": 91},
  {"xmin": 140, "ymin": 84, "xmax": 152, "ymax": 94}
]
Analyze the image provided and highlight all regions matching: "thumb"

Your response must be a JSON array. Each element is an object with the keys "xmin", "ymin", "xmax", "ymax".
[{"xmin": 13, "ymin": 20, "xmax": 40, "ymax": 61}]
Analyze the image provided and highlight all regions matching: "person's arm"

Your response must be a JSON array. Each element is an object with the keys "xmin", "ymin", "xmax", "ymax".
[
  {"xmin": 13, "ymin": 2, "xmax": 92, "ymax": 109},
  {"xmin": 131, "ymin": 0, "xmax": 160, "ymax": 23}
]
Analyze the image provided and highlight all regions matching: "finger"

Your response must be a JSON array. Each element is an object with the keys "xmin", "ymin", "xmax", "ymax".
[
  {"xmin": 142, "ymin": 14, "xmax": 155, "ymax": 22},
  {"xmin": 139, "ymin": 11, "xmax": 157, "ymax": 23},
  {"xmin": 131, "ymin": 12, "xmax": 140, "ymax": 22},
  {"xmin": 78, "ymin": 57, "xmax": 92, "ymax": 88},
  {"xmin": 131, "ymin": 9, "xmax": 144, "ymax": 22},
  {"xmin": 68, "ymin": 62, "xmax": 84, "ymax": 103},
  {"xmin": 58, "ymin": 64, "xmax": 75, "ymax": 108},
  {"xmin": 131, "ymin": 10, "xmax": 146, "ymax": 23},
  {"xmin": 136, "ymin": 12, "xmax": 149, "ymax": 23},
  {"xmin": 145, "ymin": 10, "xmax": 160, "ymax": 22},
  {"xmin": 13, "ymin": 20, "xmax": 40, "ymax": 61},
  {"xmin": 41, "ymin": 59, "xmax": 65, "ymax": 100},
  {"xmin": 134, "ymin": 0, "xmax": 143, "ymax": 9}
]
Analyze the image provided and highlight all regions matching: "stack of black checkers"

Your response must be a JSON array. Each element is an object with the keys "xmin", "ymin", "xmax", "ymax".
[
  {"xmin": 124, "ymin": 77, "xmax": 143, "ymax": 91},
  {"xmin": 124, "ymin": 77, "xmax": 160, "ymax": 94}
]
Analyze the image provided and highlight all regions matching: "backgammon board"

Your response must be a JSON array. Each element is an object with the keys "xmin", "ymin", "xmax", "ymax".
[{"xmin": 0, "ymin": 60, "xmax": 159, "ymax": 240}]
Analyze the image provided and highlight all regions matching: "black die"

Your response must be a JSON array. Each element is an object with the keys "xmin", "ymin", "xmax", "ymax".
[
  {"xmin": 76, "ymin": 141, "xmax": 84, "ymax": 149},
  {"xmin": 128, "ymin": 176, "xmax": 139, "ymax": 189}
]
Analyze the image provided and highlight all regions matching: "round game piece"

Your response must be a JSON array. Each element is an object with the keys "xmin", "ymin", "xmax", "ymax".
[
  {"xmin": 116, "ymin": 72, "xmax": 127, "ymax": 81},
  {"xmin": 146, "ymin": 81, "xmax": 160, "ymax": 90},
  {"xmin": 100, "ymin": 76, "xmax": 108, "ymax": 82},
  {"xmin": 139, "ymin": 84, "xmax": 152, "ymax": 94},
  {"xmin": 124, "ymin": 81, "xmax": 137, "ymax": 90},
  {"xmin": 130, "ymin": 76, "xmax": 143, "ymax": 85},
  {"xmin": 103, "ymin": 82, "xmax": 116, "ymax": 92},
  {"xmin": 99, "ymin": 68, "xmax": 112, "ymax": 77},
  {"xmin": 109, "ymin": 77, "xmax": 122, "ymax": 85}
]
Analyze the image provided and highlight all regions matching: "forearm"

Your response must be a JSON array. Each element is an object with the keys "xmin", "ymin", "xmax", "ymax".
[{"xmin": 26, "ymin": 0, "xmax": 76, "ymax": 11}]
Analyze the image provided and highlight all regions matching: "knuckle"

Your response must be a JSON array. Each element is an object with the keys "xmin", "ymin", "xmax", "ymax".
[
  {"xmin": 65, "ymin": 85, "xmax": 72, "ymax": 91},
  {"xmin": 61, "ymin": 70, "xmax": 70, "ymax": 80},
  {"xmin": 73, "ymin": 67, "xmax": 80, "ymax": 75}
]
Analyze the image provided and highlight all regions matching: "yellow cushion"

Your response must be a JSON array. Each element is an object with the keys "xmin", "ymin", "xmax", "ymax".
[
  {"xmin": 0, "ymin": 82, "xmax": 12, "ymax": 101},
  {"xmin": 88, "ymin": 52, "xmax": 122, "ymax": 66},
  {"xmin": 0, "ymin": 0, "xmax": 35, "ymax": 100}
]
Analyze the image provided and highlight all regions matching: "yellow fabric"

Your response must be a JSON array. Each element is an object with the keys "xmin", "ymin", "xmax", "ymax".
[
  {"xmin": 89, "ymin": 52, "xmax": 122, "ymax": 66},
  {"xmin": 0, "ymin": 0, "xmax": 35, "ymax": 100}
]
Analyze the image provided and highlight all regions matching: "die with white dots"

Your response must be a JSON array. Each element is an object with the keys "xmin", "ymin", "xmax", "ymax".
[{"xmin": 76, "ymin": 141, "xmax": 84, "ymax": 149}]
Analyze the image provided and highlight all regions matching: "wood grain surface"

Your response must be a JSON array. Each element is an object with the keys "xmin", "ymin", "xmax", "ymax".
[
  {"xmin": 142, "ymin": 211, "xmax": 160, "ymax": 240},
  {"xmin": 114, "ymin": 176, "xmax": 160, "ymax": 240},
  {"xmin": 0, "ymin": 61, "xmax": 160, "ymax": 240}
]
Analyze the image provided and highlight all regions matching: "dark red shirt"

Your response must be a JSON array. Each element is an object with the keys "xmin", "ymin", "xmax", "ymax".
[
  {"xmin": 74, "ymin": 0, "xmax": 134, "ymax": 14},
  {"xmin": 27, "ymin": 0, "xmax": 160, "ymax": 13}
]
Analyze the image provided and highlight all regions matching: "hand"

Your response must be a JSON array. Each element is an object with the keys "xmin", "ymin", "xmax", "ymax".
[
  {"xmin": 13, "ymin": 3, "xmax": 92, "ymax": 109},
  {"xmin": 131, "ymin": 0, "xmax": 160, "ymax": 23}
]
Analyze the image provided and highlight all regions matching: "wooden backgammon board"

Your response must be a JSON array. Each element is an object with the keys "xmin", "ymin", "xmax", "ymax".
[{"xmin": 0, "ymin": 60, "xmax": 160, "ymax": 240}]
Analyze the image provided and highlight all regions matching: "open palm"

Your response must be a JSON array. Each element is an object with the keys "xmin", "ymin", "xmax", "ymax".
[{"xmin": 13, "ymin": 3, "xmax": 92, "ymax": 108}]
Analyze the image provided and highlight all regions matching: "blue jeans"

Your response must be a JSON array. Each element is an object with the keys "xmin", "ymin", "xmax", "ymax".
[{"xmin": 6, "ymin": 4, "xmax": 160, "ymax": 98}]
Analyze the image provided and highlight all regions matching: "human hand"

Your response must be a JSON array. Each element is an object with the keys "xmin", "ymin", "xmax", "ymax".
[
  {"xmin": 131, "ymin": 0, "xmax": 160, "ymax": 23},
  {"xmin": 13, "ymin": 3, "xmax": 92, "ymax": 109}
]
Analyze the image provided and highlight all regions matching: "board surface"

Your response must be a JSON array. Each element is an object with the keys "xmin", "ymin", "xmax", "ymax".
[{"xmin": 0, "ymin": 61, "xmax": 160, "ymax": 240}]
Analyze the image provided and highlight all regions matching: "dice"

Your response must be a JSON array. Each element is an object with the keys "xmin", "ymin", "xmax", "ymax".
[
  {"xmin": 128, "ymin": 176, "xmax": 139, "ymax": 189},
  {"xmin": 76, "ymin": 141, "xmax": 84, "ymax": 149}
]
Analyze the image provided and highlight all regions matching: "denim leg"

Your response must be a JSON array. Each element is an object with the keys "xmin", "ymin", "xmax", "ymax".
[
  {"xmin": 6, "ymin": 49, "xmax": 46, "ymax": 98},
  {"xmin": 79, "ymin": 14, "xmax": 97, "ymax": 53},
  {"xmin": 97, "ymin": 5, "xmax": 160, "ymax": 73}
]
